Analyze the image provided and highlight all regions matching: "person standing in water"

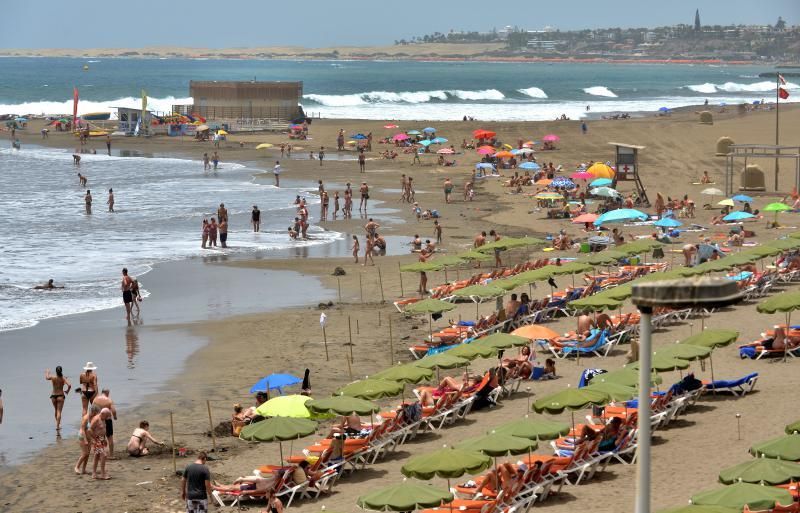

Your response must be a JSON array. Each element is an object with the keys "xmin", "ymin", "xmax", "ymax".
[
  {"xmin": 106, "ymin": 135, "xmax": 111, "ymax": 156},
  {"xmin": 45, "ymin": 366, "xmax": 72, "ymax": 432},
  {"xmin": 122, "ymin": 267, "xmax": 134, "ymax": 324},
  {"xmin": 85, "ymin": 190, "xmax": 92, "ymax": 214},
  {"xmin": 208, "ymin": 218, "xmax": 218, "ymax": 247},
  {"xmin": 219, "ymin": 217, "xmax": 228, "ymax": 248},
  {"xmin": 251, "ymin": 205, "xmax": 261, "ymax": 232},
  {"xmin": 273, "ymin": 161, "xmax": 282, "ymax": 187},
  {"xmin": 78, "ymin": 362, "xmax": 99, "ymax": 416},
  {"xmin": 107, "ymin": 188, "xmax": 114, "ymax": 213}
]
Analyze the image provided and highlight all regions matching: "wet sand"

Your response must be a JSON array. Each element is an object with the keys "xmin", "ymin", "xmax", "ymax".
[{"xmin": 2, "ymin": 105, "xmax": 800, "ymax": 512}]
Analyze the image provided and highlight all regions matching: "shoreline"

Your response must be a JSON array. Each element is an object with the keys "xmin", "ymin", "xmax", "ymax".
[{"xmin": 2, "ymin": 107, "xmax": 800, "ymax": 512}]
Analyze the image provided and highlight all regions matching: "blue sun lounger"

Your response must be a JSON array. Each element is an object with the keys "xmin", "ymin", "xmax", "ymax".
[{"xmin": 703, "ymin": 372, "xmax": 758, "ymax": 396}]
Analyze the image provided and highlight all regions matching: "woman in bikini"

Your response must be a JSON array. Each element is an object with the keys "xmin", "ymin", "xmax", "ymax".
[
  {"xmin": 78, "ymin": 362, "xmax": 99, "ymax": 416},
  {"xmin": 127, "ymin": 420, "xmax": 164, "ymax": 456},
  {"xmin": 45, "ymin": 366, "xmax": 71, "ymax": 431}
]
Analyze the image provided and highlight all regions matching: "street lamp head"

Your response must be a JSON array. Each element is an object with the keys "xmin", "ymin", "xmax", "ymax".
[{"xmin": 631, "ymin": 276, "xmax": 743, "ymax": 310}]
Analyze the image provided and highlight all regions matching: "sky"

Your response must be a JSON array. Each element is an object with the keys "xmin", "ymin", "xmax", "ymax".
[{"xmin": 2, "ymin": 0, "xmax": 797, "ymax": 48}]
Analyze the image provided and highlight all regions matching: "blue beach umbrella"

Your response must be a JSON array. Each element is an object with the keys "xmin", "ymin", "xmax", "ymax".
[
  {"xmin": 590, "ymin": 178, "xmax": 613, "ymax": 187},
  {"xmin": 431, "ymin": 137, "xmax": 448, "ymax": 144},
  {"xmin": 406, "ymin": 130, "xmax": 421, "ymax": 135},
  {"xmin": 250, "ymin": 373, "xmax": 302, "ymax": 394},
  {"xmin": 732, "ymin": 194, "xmax": 753, "ymax": 203},
  {"xmin": 659, "ymin": 107, "xmax": 670, "ymax": 112},
  {"xmin": 419, "ymin": 140, "xmax": 432, "ymax": 147},
  {"xmin": 519, "ymin": 162, "xmax": 541, "ymax": 171},
  {"xmin": 594, "ymin": 208, "xmax": 649, "ymax": 226},
  {"xmin": 551, "ymin": 177, "xmax": 575, "ymax": 189},
  {"xmin": 723, "ymin": 211, "xmax": 755, "ymax": 222},
  {"xmin": 351, "ymin": 133, "xmax": 368, "ymax": 140},
  {"xmin": 654, "ymin": 218, "xmax": 683, "ymax": 228},
  {"xmin": 422, "ymin": 127, "xmax": 437, "ymax": 133}
]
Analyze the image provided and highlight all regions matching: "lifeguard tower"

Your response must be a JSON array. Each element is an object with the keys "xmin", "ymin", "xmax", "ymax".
[{"xmin": 609, "ymin": 142, "xmax": 649, "ymax": 207}]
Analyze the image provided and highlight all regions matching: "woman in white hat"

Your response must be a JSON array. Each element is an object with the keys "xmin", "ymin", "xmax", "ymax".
[{"xmin": 78, "ymin": 362, "xmax": 98, "ymax": 416}]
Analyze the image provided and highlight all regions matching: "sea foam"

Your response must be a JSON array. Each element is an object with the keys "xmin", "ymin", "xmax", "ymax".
[
  {"xmin": 583, "ymin": 86, "xmax": 618, "ymax": 97},
  {"xmin": 517, "ymin": 87, "xmax": 548, "ymax": 98}
]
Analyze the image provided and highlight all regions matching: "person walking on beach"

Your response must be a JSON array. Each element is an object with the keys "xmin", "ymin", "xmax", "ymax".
[
  {"xmin": 408, "ymin": 177, "xmax": 416, "ymax": 202},
  {"xmin": 130, "ymin": 278, "xmax": 142, "ymax": 317},
  {"xmin": 251, "ymin": 206, "xmax": 260, "ymax": 232},
  {"xmin": 321, "ymin": 191, "xmax": 329, "ymax": 221},
  {"xmin": 400, "ymin": 174, "xmax": 408, "ymax": 203},
  {"xmin": 318, "ymin": 146, "xmax": 325, "ymax": 166},
  {"xmin": 280, "ymin": 143, "xmax": 285, "ymax": 158},
  {"xmin": 75, "ymin": 406, "xmax": 94, "ymax": 475},
  {"xmin": 209, "ymin": 218, "xmax": 218, "ymax": 247},
  {"xmin": 219, "ymin": 218, "xmax": 228, "ymax": 248},
  {"xmin": 365, "ymin": 218, "xmax": 379, "ymax": 242},
  {"xmin": 358, "ymin": 150, "xmax": 366, "ymax": 173},
  {"xmin": 434, "ymin": 220, "xmax": 442, "ymax": 244},
  {"xmin": 45, "ymin": 366, "xmax": 71, "ymax": 432},
  {"xmin": 217, "ymin": 203, "xmax": 227, "ymax": 223},
  {"xmin": 89, "ymin": 408, "xmax": 113, "ymax": 480},
  {"xmin": 182, "ymin": 451, "xmax": 212, "ymax": 513},
  {"xmin": 201, "ymin": 219, "xmax": 209, "ymax": 248},
  {"xmin": 85, "ymin": 190, "xmax": 92, "ymax": 214},
  {"xmin": 489, "ymin": 230, "xmax": 502, "ymax": 267},
  {"xmin": 212, "ymin": 152, "xmax": 220, "ymax": 171},
  {"xmin": 273, "ymin": 161, "xmax": 282, "ymax": 187},
  {"xmin": 344, "ymin": 183, "xmax": 353, "ymax": 218},
  {"xmin": 363, "ymin": 236, "xmax": 375, "ymax": 266},
  {"xmin": 202, "ymin": 153, "xmax": 210, "ymax": 171},
  {"xmin": 359, "ymin": 182, "xmax": 369, "ymax": 212},
  {"xmin": 93, "ymin": 389, "xmax": 117, "ymax": 459},
  {"xmin": 106, "ymin": 135, "xmax": 111, "ymax": 156},
  {"xmin": 286, "ymin": 144, "xmax": 292, "ymax": 157},
  {"xmin": 122, "ymin": 267, "xmax": 135, "ymax": 324},
  {"xmin": 351, "ymin": 235, "xmax": 360, "ymax": 264},
  {"xmin": 443, "ymin": 177, "xmax": 453, "ymax": 204},
  {"xmin": 78, "ymin": 362, "xmax": 98, "ymax": 416},
  {"xmin": 107, "ymin": 188, "xmax": 114, "ymax": 213},
  {"xmin": 333, "ymin": 191, "xmax": 340, "ymax": 219},
  {"xmin": 581, "ymin": 121, "xmax": 588, "ymax": 135}
]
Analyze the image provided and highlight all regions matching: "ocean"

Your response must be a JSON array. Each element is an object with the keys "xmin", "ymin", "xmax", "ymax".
[
  {"xmin": 0, "ymin": 147, "xmax": 339, "ymax": 332},
  {"xmin": 0, "ymin": 58, "xmax": 797, "ymax": 121}
]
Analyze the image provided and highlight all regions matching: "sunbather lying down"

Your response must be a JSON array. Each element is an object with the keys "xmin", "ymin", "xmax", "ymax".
[
  {"xmin": 418, "ymin": 373, "xmax": 481, "ymax": 406},
  {"xmin": 753, "ymin": 327, "xmax": 800, "ymax": 351},
  {"xmin": 213, "ymin": 469, "xmax": 277, "ymax": 493},
  {"xmin": 551, "ymin": 329, "xmax": 602, "ymax": 348},
  {"xmin": 328, "ymin": 413, "xmax": 363, "ymax": 438}
]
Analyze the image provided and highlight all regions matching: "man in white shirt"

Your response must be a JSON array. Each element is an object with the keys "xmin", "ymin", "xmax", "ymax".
[{"xmin": 273, "ymin": 161, "xmax": 282, "ymax": 187}]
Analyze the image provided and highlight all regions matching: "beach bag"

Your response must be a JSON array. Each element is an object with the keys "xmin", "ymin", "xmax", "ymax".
[
  {"xmin": 402, "ymin": 402, "xmax": 422, "ymax": 423},
  {"xmin": 739, "ymin": 346, "xmax": 757, "ymax": 359}
]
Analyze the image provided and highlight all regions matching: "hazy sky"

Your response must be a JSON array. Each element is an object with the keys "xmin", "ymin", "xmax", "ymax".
[{"xmin": 3, "ymin": 0, "xmax": 796, "ymax": 48}]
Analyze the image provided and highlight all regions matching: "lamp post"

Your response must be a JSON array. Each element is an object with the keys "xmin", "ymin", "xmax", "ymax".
[{"xmin": 630, "ymin": 277, "xmax": 742, "ymax": 513}]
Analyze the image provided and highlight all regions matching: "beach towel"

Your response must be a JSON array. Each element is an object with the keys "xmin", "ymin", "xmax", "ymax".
[{"xmin": 739, "ymin": 346, "xmax": 758, "ymax": 359}]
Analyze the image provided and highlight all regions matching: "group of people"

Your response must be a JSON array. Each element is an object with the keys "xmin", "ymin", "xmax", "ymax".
[
  {"xmin": 352, "ymin": 218, "xmax": 388, "ymax": 265},
  {"xmin": 201, "ymin": 203, "xmax": 229, "ymax": 249}
]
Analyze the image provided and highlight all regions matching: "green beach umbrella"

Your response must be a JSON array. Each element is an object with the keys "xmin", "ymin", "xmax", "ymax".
[
  {"xmin": 751, "ymin": 434, "xmax": 800, "ymax": 461},
  {"xmin": 655, "ymin": 343, "xmax": 712, "ymax": 361},
  {"xmin": 550, "ymin": 261, "xmax": 593, "ymax": 276},
  {"xmin": 400, "ymin": 261, "xmax": 444, "ymax": 273},
  {"xmin": 603, "ymin": 283, "xmax": 634, "ymax": 301},
  {"xmin": 356, "ymin": 481, "xmax": 454, "ymax": 511},
  {"xmin": 475, "ymin": 236, "xmax": 545, "ymax": 253},
  {"xmin": 757, "ymin": 293, "xmax": 800, "ymax": 361},
  {"xmin": 629, "ymin": 354, "xmax": 690, "ymax": 373},
  {"xmin": 475, "ymin": 333, "xmax": 530, "ymax": 349},
  {"xmin": 239, "ymin": 416, "xmax": 318, "ymax": 462},
  {"xmin": 719, "ymin": 457, "xmax": 800, "ymax": 485},
  {"xmin": 450, "ymin": 284, "xmax": 506, "ymax": 300},
  {"xmin": 413, "ymin": 352, "xmax": 470, "ymax": 370},
  {"xmin": 372, "ymin": 364, "xmax": 434, "ymax": 384},
  {"xmin": 337, "ymin": 378, "xmax": 404, "ymax": 400},
  {"xmin": 446, "ymin": 342, "xmax": 497, "ymax": 360},
  {"xmin": 255, "ymin": 394, "xmax": 312, "ymax": 418},
  {"xmin": 456, "ymin": 250, "xmax": 493, "ymax": 262},
  {"xmin": 401, "ymin": 446, "xmax": 492, "ymax": 480},
  {"xmin": 690, "ymin": 482, "xmax": 793, "ymax": 510},
  {"xmin": 766, "ymin": 237, "xmax": 800, "ymax": 251},
  {"xmin": 431, "ymin": 255, "xmax": 468, "ymax": 268},
  {"xmin": 490, "ymin": 276, "xmax": 525, "ymax": 291},
  {"xmin": 584, "ymin": 382, "xmax": 638, "ymax": 402},
  {"xmin": 456, "ymin": 432, "xmax": 538, "ymax": 457},
  {"xmin": 786, "ymin": 420, "xmax": 800, "ymax": 435},
  {"xmin": 569, "ymin": 294, "xmax": 623, "ymax": 311},
  {"xmin": 306, "ymin": 395, "xmax": 380, "ymax": 416},
  {"xmin": 492, "ymin": 418, "xmax": 570, "ymax": 440},
  {"xmin": 656, "ymin": 506, "xmax": 740, "ymax": 513},
  {"xmin": 403, "ymin": 299, "xmax": 457, "ymax": 315},
  {"xmin": 532, "ymin": 388, "xmax": 610, "ymax": 414},
  {"xmin": 680, "ymin": 329, "xmax": 739, "ymax": 348},
  {"xmin": 582, "ymin": 250, "xmax": 626, "ymax": 266},
  {"xmin": 593, "ymin": 368, "xmax": 663, "ymax": 388},
  {"xmin": 764, "ymin": 202, "xmax": 791, "ymax": 224}
]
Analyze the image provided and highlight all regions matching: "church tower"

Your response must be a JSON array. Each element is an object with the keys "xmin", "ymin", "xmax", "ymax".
[{"xmin": 694, "ymin": 9, "xmax": 701, "ymax": 31}]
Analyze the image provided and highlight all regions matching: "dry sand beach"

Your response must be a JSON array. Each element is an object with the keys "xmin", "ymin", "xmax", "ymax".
[{"xmin": 2, "ymin": 106, "xmax": 800, "ymax": 513}]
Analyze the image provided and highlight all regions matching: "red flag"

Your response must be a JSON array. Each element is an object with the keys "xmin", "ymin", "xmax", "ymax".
[
  {"xmin": 779, "ymin": 87, "xmax": 790, "ymax": 100},
  {"xmin": 778, "ymin": 74, "xmax": 787, "ymax": 85},
  {"xmin": 72, "ymin": 87, "xmax": 79, "ymax": 127}
]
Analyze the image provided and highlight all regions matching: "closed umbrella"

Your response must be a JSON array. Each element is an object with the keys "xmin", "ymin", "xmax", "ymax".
[
  {"xmin": 690, "ymin": 482, "xmax": 793, "ymax": 510},
  {"xmin": 306, "ymin": 395, "xmax": 380, "ymax": 416},
  {"xmin": 719, "ymin": 457, "xmax": 800, "ymax": 485},
  {"xmin": 751, "ymin": 434, "xmax": 800, "ymax": 461},
  {"xmin": 357, "ymin": 481, "xmax": 453, "ymax": 511},
  {"xmin": 594, "ymin": 209, "xmax": 649, "ymax": 226},
  {"xmin": 337, "ymin": 379, "xmax": 404, "ymax": 400}
]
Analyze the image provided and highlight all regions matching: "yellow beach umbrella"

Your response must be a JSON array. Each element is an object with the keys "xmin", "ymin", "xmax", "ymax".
[
  {"xmin": 255, "ymin": 394, "xmax": 312, "ymax": 418},
  {"xmin": 587, "ymin": 162, "xmax": 615, "ymax": 179},
  {"xmin": 217, "ymin": 129, "xmax": 228, "ymax": 135},
  {"xmin": 256, "ymin": 143, "xmax": 273, "ymax": 149},
  {"xmin": 718, "ymin": 199, "xmax": 735, "ymax": 207}
]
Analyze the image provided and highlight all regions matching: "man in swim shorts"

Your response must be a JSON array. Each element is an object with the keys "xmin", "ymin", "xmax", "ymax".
[
  {"xmin": 89, "ymin": 408, "xmax": 113, "ymax": 480},
  {"xmin": 93, "ymin": 389, "xmax": 117, "ymax": 459},
  {"xmin": 121, "ymin": 268, "xmax": 134, "ymax": 324}
]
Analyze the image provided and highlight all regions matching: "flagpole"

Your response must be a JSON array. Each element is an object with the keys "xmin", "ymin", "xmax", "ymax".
[{"xmin": 775, "ymin": 73, "xmax": 780, "ymax": 188}]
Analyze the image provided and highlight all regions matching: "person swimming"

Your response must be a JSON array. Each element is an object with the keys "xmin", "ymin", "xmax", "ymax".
[{"xmin": 34, "ymin": 279, "xmax": 63, "ymax": 290}]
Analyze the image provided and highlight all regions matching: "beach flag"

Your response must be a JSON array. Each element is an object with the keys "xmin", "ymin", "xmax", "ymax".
[
  {"xmin": 72, "ymin": 87, "xmax": 79, "ymax": 127},
  {"xmin": 778, "ymin": 74, "xmax": 787, "ymax": 85},
  {"xmin": 779, "ymin": 87, "xmax": 790, "ymax": 100}
]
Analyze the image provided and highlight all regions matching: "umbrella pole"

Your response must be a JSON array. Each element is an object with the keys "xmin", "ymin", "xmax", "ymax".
[
  {"xmin": 476, "ymin": 300, "xmax": 479, "ymax": 320},
  {"xmin": 279, "ymin": 441, "xmax": 284, "ymax": 465},
  {"xmin": 786, "ymin": 312, "xmax": 792, "ymax": 363},
  {"xmin": 429, "ymin": 314, "xmax": 433, "ymax": 343}
]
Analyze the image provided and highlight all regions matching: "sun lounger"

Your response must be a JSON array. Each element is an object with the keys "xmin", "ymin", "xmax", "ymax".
[{"xmin": 703, "ymin": 372, "xmax": 759, "ymax": 396}]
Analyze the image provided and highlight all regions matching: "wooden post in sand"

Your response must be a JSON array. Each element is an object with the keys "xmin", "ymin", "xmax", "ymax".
[
  {"xmin": 348, "ymin": 316, "xmax": 355, "ymax": 363},
  {"xmin": 398, "ymin": 262, "xmax": 404, "ymax": 297},
  {"xmin": 378, "ymin": 267, "xmax": 385, "ymax": 303},
  {"xmin": 356, "ymin": 318, "xmax": 360, "ymax": 335},
  {"xmin": 359, "ymin": 274, "xmax": 364, "ymax": 303},
  {"xmin": 388, "ymin": 316, "xmax": 394, "ymax": 365},
  {"xmin": 322, "ymin": 324, "xmax": 329, "ymax": 361},
  {"xmin": 206, "ymin": 401, "xmax": 217, "ymax": 453},
  {"xmin": 169, "ymin": 412, "xmax": 177, "ymax": 474},
  {"xmin": 337, "ymin": 276, "xmax": 342, "ymax": 302}
]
